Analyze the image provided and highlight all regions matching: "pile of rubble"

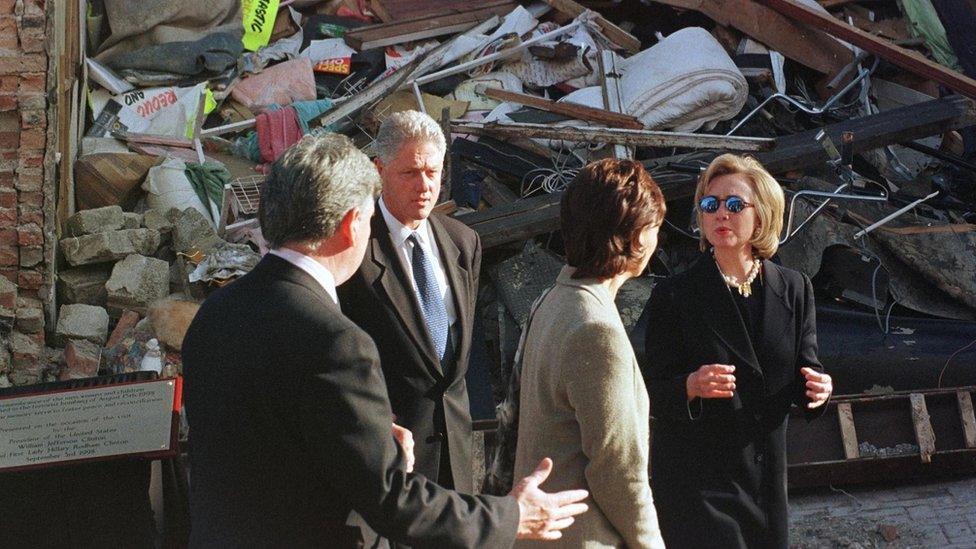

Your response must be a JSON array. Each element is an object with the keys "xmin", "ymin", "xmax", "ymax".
[{"xmin": 2, "ymin": 0, "xmax": 975, "ymax": 388}]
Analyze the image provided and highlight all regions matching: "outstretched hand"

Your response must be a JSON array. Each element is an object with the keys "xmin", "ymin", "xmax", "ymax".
[{"xmin": 510, "ymin": 458, "xmax": 589, "ymax": 540}]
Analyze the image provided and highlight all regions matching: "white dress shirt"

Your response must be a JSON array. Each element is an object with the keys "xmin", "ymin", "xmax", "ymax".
[
  {"xmin": 268, "ymin": 247, "xmax": 339, "ymax": 306},
  {"xmin": 379, "ymin": 197, "xmax": 457, "ymax": 328}
]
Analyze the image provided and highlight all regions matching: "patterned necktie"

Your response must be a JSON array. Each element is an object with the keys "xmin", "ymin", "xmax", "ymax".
[{"xmin": 408, "ymin": 233, "xmax": 449, "ymax": 360}]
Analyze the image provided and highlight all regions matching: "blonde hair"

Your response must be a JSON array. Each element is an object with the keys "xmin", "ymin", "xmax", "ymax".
[{"xmin": 694, "ymin": 154, "xmax": 785, "ymax": 259}]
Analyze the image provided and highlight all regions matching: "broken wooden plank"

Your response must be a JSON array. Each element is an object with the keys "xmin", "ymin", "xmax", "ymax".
[
  {"xmin": 479, "ymin": 176, "xmax": 519, "ymax": 207},
  {"xmin": 958, "ymin": 391, "xmax": 976, "ymax": 449},
  {"xmin": 460, "ymin": 191, "xmax": 562, "ymax": 249},
  {"xmin": 128, "ymin": 143, "xmax": 206, "ymax": 165},
  {"xmin": 314, "ymin": 58, "xmax": 424, "ymax": 131},
  {"xmin": 413, "ymin": 20, "xmax": 584, "ymax": 89},
  {"xmin": 458, "ymin": 175, "xmax": 694, "ymax": 249},
  {"xmin": 633, "ymin": 96, "xmax": 975, "ymax": 204},
  {"xmin": 756, "ymin": 0, "xmax": 976, "ymax": 100},
  {"xmin": 479, "ymin": 87, "xmax": 644, "ymax": 129},
  {"xmin": 757, "ymin": 95, "xmax": 976, "ymax": 173},
  {"xmin": 598, "ymin": 48, "xmax": 633, "ymax": 159},
  {"xmin": 909, "ymin": 393, "xmax": 937, "ymax": 464},
  {"xmin": 431, "ymin": 199, "xmax": 457, "ymax": 216},
  {"xmin": 345, "ymin": 3, "xmax": 515, "ymax": 50},
  {"xmin": 819, "ymin": 0, "xmax": 860, "ymax": 8},
  {"xmin": 311, "ymin": 17, "xmax": 500, "ymax": 131},
  {"xmin": 370, "ymin": 0, "xmax": 503, "ymax": 22},
  {"xmin": 542, "ymin": 0, "xmax": 641, "ymax": 53},
  {"xmin": 837, "ymin": 402, "xmax": 860, "ymax": 459},
  {"xmin": 788, "ymin": 387, "xmax": 976, "ymax": 488},
  {"xmin": 656, "ymin": 0, "xmax": 852, "ymax": 78},
  {"xmin": 451, "ymin": 136, "xmax": 552, "ymax": 180},
  {"xmin": 119, "ymin": 132, "xmax": 194, "ymax": 148},
  {"xmin": 452, "ymin": 121, "xmax": 776, "ymax": 151}
]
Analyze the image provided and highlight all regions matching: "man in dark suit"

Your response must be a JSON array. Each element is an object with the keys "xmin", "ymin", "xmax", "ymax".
[
  {"xmin": 182, "ymin": 133, "xmax": 588, "ymax": 548},
  {"xmin": 338, "ymin": 110, "xmax": 479, "ymax": 493}
]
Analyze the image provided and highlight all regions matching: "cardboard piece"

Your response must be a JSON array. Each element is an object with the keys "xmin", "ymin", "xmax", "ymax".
[{"xmin": 74, "ymin": 153, "xmax": 160, "ymax": 211}]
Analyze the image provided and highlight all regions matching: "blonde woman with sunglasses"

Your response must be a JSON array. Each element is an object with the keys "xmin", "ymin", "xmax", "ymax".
[{"xmin": 638, "ymin": 154, "xmax": 833, "ymax": 549}]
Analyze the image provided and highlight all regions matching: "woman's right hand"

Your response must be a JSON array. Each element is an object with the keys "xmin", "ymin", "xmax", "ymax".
[{"xmin": 686, "ymin": 364, "xmax": 736, "ymax": 401}]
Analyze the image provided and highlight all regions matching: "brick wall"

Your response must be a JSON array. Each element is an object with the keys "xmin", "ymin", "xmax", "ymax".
[{"xmin": 0, "ymin": 0, "xmax": 49, "ymax": 384}]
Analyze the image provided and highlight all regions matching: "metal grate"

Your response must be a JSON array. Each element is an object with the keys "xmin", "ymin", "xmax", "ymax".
[{"xmin": 229, "ymin": 175, "xmax": 263, "ymax": 216}]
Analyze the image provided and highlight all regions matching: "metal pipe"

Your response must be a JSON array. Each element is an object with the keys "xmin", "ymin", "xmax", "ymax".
[
  {"xmin": 781, "ymin": 186, "xmax": 888, "ymax": 245},
  {"xmin": 727, "ymin": 65, "xmax": 871, "ymax": 136},
  {"xmin": 412, "ymin": 21, "xmax": 584, "ymax": 86},
  {"xmin": 853, "ymin": 190, "xmax": 940, "ymax": 239}
]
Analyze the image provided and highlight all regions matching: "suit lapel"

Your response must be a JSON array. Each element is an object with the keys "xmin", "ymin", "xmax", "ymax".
[
  {"xmin": 365, "ymin": 211, "xmax": 444, "ymax": 378},
  {"xmin": 691, "ymin": 257, "xmax": 762, "ymax": 376},
  {"xmin": 430, "ymin": 215, "xmax": 470, "ymax": 383}
]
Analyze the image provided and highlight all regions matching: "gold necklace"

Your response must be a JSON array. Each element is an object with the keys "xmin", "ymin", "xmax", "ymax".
[{"xmin": 718, "ymin": 258, "xmax": 762, "ymax": 297}]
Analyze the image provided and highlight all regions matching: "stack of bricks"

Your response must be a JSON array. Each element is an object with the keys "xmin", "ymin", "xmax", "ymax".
[{"xmin": 0, "ymin": 0, "xmax": 48, "ymax": 385}]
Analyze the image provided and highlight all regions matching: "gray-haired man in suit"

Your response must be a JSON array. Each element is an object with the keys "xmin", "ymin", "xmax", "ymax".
[{"xmin": 183, "ymin": 132, "xmax": 588, "ymax": 548}]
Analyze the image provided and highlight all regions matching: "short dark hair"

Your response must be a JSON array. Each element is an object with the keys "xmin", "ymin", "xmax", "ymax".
[
  {"xmin": 259, "ymin": 133, "xmax": 380, "ymax": 249},
  {"xmin": 561, "ymin": 159, "xmax": 666, "ymax": 279}
]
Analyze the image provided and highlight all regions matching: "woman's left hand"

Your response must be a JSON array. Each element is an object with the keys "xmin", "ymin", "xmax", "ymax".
[{"xmin": 801, "ymin": 367, "xmax": 832, "ymax": 409}]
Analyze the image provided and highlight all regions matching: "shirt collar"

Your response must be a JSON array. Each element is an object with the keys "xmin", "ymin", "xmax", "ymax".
[
  {"xmin": 267, "ymin": 248, "xmax": 339, "ymax": 305},
  {"xmin": 379, "ymin": 196, "xmax": 430, "ymax": 248}
]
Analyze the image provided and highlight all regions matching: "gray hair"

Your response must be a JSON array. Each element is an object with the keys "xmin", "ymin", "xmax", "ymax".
[
  {"xmin": 374, "ymin": 110, "xmax": 446, "ymax": 163},
  {"xmin": 259, "ymin": 133, "xmax": 380, "ymax": 249}
]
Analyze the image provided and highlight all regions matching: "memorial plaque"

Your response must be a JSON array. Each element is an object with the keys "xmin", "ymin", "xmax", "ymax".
[{"xmin": 0, "ymin": 378, "xmax": 181, "ymax": 472}]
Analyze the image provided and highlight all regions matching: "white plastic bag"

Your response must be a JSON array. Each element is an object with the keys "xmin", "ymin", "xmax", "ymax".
[
  {"xmin": 90, "ymin": 83, "xmax": 208, "ymax": 138},
  {"xmin": 142, "ymin": 158, "xmax": 218, "ymax": 226}
]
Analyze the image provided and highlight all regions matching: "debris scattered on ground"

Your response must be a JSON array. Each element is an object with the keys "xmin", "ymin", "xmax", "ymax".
[{"xmin": 790, "ymin": 510, "xmax": 926, "ymax": 548}]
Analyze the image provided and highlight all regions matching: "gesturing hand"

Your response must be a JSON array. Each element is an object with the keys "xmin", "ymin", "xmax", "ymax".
[
  {"xmin": 801, "ymin": 367, "xmax": 832, "ymax": 409},
  {"xmin": 510, "ymin": 458, "xmax": 589, "ymax": 540},
  {"xmin": 391, "ymin": 423, "xmax": 415, "ymax": 473},
  {"xmin": 687, "ymin": 364, "xmax": 736, "ymax": 401}
]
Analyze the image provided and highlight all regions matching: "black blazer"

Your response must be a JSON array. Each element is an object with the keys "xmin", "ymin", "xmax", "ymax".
[
  {"xmin": 338, "ymin": 210, "xmax": 481, "ymax": 492},
  {"xmin": 183, "ymin": 255, "xmax": 517, "ymax": 548},
  {"xmin": 640, "ymin": 257, "xmax": 825, "ymax": 549}
]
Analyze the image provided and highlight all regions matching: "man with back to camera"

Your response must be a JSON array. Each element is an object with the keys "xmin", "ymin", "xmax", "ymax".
[
  {"xmin": 181, "ymin": 133, "xmax": 589, "ymax": 548},
  {"xmin": 338, "ymin": 110, "xmax": 481, "ymax": 494}
]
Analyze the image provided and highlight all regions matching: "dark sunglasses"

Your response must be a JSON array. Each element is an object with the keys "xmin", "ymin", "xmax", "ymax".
[{"xmin": 698, "ymin": 195, "xmax": 754, "ymax": 214}]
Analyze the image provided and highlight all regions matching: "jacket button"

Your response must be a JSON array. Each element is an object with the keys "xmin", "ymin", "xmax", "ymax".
[{"xmin": 754, "ymin": 452, "xmax": 764, "ymax": 464}]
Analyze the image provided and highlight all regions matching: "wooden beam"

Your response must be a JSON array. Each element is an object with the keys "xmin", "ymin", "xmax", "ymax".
[
  {"xmin": 314, "ymin": 17, "xmax": 500, "ymax": 131},
  {"xmin": 462, "ymin": 192, "xmax": 561, "ymax": 249},
  {"xmin": 757, "ymin": 95, "xmax": 976, "ymax": 174},
  {"xmin": 909, "ymin": 393, "xmax": 937, "ymax": 464},
  {"xmin": 756, "ymin": 0, "xmax": 976, "ymax": 100},
  {"xmin": 480, "ymin": 87, "xmax": 644, "ymax": 129},
  {"xmin": 458, "ymin": 176, "xmax": 695, "ymax": 249},
  {"xmin": 313, "ymin": 56, "xmax": 424, "ymax": 130},
  {"xmin": 958, "ymin": 391, "xmax": 976, "ymax": 449},
  {"xmin": 479, "ymin": 176, "xmax": 519, "ymax": 207},
  {"xmin": 542, "ymin": 0, "xmax": 641, "ymax": 53},
  {"xmin": 836, "ymin": 402, "xmax": 860, "ymax": 459},
  {"xmin": 451, "ymin": 137, "xmax": 553, "ymax": 181},
  {"xmin": 344, "ymin": 3, "xmax": 515, "ymax": 50},
  {"xmin": 370, "ymin": 0, "xmax": 505, "ymax": 23},
  {"xmin": 452, "ymin": 121, "xmax": 776, "ymax": 151},
  {"xmin": 818, "ymin": 0, "xmax": 860, "ymax": 8},
  {"xmin": 655, "ymin": 0, "xmax": 852, "ymax": 77}
]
